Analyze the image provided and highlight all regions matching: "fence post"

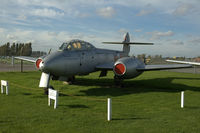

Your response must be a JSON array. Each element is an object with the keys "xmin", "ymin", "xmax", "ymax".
[
  {"xmin": 107, "ymin": 98, "xmax": 112, "ymax": 121},
  {"xmin": 181, "ymin": 91, "xmax": 184, "ymax": 108}
]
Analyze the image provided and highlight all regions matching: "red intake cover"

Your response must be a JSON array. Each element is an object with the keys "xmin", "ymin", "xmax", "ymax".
[
  {"xmin": 114, "ymin": 63, "xmax": 125, "ymax": 75},
  {"xmin": 36, "ymin": 59, "xmax": 42, "ymax": 69}
]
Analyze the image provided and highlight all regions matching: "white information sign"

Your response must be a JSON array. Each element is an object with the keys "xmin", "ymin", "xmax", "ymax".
[
  {"xmin": 48, "ymin": 88, "xmax": 58, "ymax": 109},
  {"xmin": 1, "ymin": 80, "xmax": 9, "ymax": 95}
]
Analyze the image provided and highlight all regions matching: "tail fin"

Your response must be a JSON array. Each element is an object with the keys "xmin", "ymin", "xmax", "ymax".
[
  {"xmin": 123, "ymin": 32, "xmax": 130, "ymax": 43},
  {"xmin": 123, "ymin": 33, "xmax": 130, "ymax": 55},
  {"xmin": 102, "ymin": 32, "xmax": 153, "ymax": 55}
]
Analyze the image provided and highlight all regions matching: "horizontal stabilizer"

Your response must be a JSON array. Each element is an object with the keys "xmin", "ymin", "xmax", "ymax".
[{"xmin": 102, "ymin": 42, "xmax": 153, "ymax": 45}]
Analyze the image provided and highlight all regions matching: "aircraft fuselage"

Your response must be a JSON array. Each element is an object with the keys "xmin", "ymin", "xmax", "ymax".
[{"xmin": 40, "ymin": 48, "xmax": 127, "ymax": 78}]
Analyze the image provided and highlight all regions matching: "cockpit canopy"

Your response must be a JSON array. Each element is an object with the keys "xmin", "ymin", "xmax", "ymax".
[{"xmin": 59, "ymin": 39, "xmax": 95, "ymax": 51}]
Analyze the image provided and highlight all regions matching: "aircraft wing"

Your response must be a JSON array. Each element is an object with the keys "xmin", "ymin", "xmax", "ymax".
[
  {"xmin": 166, "ymin": 59, "xmax": 200, "ymax": 65},
  {"xmin": 137, "ymin": 64, "xmax": 192, "ymax": 71},
  {"xmin": 14, "ymin": 56, "xmax": 37, "ymax": 63},
  {"xmin": 95, "ymin": 62, "xmax": 114, "ymax": 70}
]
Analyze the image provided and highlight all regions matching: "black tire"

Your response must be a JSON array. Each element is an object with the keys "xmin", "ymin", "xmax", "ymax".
[{"xmin": 67, "ymin": 76, "xmax": 75, "ymax": 85}]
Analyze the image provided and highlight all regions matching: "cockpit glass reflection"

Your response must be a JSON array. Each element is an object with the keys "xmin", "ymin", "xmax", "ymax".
[{"xmin": 59, "ymin": 40, "xmax": 95, "ymax": 51}]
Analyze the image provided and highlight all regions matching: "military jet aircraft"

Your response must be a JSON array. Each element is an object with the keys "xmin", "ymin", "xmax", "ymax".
[{"xmin": 15, "ymin": 32, "xmax": 191, "ymax": 91}]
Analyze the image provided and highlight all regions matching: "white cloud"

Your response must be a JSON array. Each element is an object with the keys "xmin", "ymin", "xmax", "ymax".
[
  {"xmin": 118, "ymin": 28, "xmax": 128, "ymax": 34},
  {"xmin": 6, "ymin": 34, "xmax": 17, "ymax": 40},
  {"xmin": 31, "ymin": 8, "xmax": 64, "ymax": 18},
  {"xmin": 134, "ymin": 29, "xmax": 142, "ymax": 32},
  {"xmin": 96, "ymin": 6, "xmax": 115, "ymax": 18},
  {"xmin": 48, "ymin": 31, "xmax": 58, "ymax": 36},
  {"xmin": 69, "ymin": 33, "xmax": 84, "ymax": 39},
  {"xmin": 173, "ymin": 3, "xmax": 193, "ymax": 16},
  {"xmin": 187, "ymin": 37, "xmax": 200, "ymax": 45},
  {"xmin": 148, "ymin": 30, "xmax": 174, "ymax": 40},
  {"xmin": 137, "ymin": 9, "xmax": 153, "ymax": 16},
  {"xmin": 69, "ymin": 10, "xmax": 90, "ymax": 18},
  {"xmin": 17, "ymin": 15, "xmax": 27, "ymax": 20},
  {"xmin": 170, "ymin": 40, "xmax": 184, "ymax": 45},
  {"xmin": 0, "ymin": 28, "xmax": 5, "ymax": 33}
]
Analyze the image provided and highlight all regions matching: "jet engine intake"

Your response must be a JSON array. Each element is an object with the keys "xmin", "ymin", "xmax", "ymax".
[
  {"xmin": 113, "ymin": 57, "xmax": 145, "ymax": 79},
  {"xmin": 36, "ymin": 58, "xmax": 42, "ymax": 69}
]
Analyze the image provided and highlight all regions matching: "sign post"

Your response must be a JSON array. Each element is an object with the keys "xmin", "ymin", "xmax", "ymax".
[
  {"xmin": 1, "ymin": 80, "xmax": 9, "ymax": 95},
  {"xmin": 48, "ymin": 88, "xmax": 58, "ymax": 109},
  {"xmin": 11, "ymin": 56, "xmax": 14, "ymax": 66}
]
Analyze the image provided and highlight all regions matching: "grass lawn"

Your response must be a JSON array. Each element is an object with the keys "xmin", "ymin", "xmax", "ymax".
[{"xmin": 0, "ymin": 71, "xmax": 200, "ymax": 133}]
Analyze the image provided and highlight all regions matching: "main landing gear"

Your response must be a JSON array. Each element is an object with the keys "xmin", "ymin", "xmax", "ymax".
[
  {"xmin": 114, "ymin": 75, "xmax": 124, "ymax": 87},
  {"xmin": 67, "ymin": 76, "xmax": 75, "ymax": 85},
  {"xmin": 63, "ymin": 76, "xmax": 76, "ymax": 85}
]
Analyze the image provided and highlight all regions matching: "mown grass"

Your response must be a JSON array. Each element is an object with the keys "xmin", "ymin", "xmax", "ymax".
[{"xmin": 0, "ymin": 71, "xmax": 200, "ymax": 133}]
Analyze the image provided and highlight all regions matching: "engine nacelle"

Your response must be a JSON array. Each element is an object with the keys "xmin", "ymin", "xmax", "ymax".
[{"xmin": 113, "ymin": 57, "xmax": 145, "ymax": 79}]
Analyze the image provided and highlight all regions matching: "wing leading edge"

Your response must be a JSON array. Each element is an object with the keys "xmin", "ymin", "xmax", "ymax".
[
  {"xmin": 14, "ymin": 56, "xmax": 37, "ymax": 63},
  {"xmin": 136, "ymin": 64, "xmax": 192, "ymax": 71},
  {"xmin": 166, "ymin": 59, "xmax": 200, "ymax": 66},
  {"xmin": 96, "ymin": 62, "xmax": 192, "ymax": 71}
]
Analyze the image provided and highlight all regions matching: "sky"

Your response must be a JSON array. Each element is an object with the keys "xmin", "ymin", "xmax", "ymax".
[{"xmin": 0, "ymin": 0, "xmax": 200, "ymax": 57}]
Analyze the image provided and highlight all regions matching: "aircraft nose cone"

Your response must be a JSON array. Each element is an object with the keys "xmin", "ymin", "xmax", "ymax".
[
  {"xmin": 39, "ymin": 51, "xmax": 64, "ymax": 74},
  {"xmin": 40, "ymin": 60, "xmax": 55, "ymax": 73}
]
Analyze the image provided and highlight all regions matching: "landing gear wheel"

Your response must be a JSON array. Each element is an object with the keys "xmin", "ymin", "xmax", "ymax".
[
  {"xmin": 114, "ymin": 75, "xmax": 124, "ymax": 87},
  {"xmin": 67, "ymin": 76, "xmax": 75, "ymax": 85}
]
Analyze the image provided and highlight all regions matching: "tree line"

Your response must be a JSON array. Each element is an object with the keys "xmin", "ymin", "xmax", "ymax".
[
  {"xmin": 0, "ymin": 42, "xmax": 32, "ymax": 56},
  {"xmin": 0, "ymin": 42, "xmax": 47, "ymax": 57}
]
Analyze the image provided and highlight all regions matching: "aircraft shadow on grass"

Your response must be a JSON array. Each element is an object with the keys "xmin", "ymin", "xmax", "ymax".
[{"xmin": 72, "ymin": 77, "xmax": 200, "ymax": 97}]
